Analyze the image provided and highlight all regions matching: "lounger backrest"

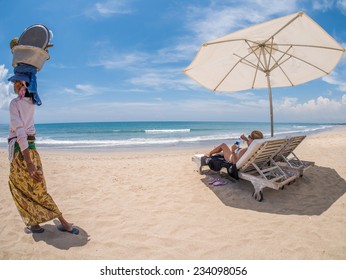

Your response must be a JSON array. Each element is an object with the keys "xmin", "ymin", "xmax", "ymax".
[
  {"xmin": 276, "ymin": 135, "xmax": 306, "ymax": 159},
  {"xmin": 236, "ymin": 138, "xmax": 287, "ymax": 172}
]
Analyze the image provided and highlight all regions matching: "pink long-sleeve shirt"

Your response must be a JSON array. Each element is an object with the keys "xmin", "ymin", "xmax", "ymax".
[{"xmin": 8, "ymin": 97, "xmax": 36, "ymax": 151}]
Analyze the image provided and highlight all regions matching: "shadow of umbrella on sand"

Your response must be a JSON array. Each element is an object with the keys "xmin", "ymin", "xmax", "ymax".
[
  {"xmin": 201, "ymin": 166, "xmax": 346, "ymax": 215},
  {"xmin": 183, "ymin": 11, "xmax": 345, "ymax": 136}
]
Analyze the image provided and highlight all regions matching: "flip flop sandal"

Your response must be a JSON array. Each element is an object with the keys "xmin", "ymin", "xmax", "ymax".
[
  {"xmin": 25, "ymin": 226, "xmax": 45, "ymax": 234},
  {"xmin": 57, "ymin": 224, "xmax": 79, "ymax": 235},
  {"xmin": 213, "ymin": 179, "xmax": 227, "ymax": 186},
  {"xmin": 208, "ymin": 178, "xmax": 220, "ymax": 185}
]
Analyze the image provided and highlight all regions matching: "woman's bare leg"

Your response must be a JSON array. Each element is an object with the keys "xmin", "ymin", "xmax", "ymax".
[
  {"xmin": 205, "ymin": 143, "xmax": 231, "ymax": 160},
  {"xmin": 58, "ymin": 215, "xmax": 73, "ymax": 231}
]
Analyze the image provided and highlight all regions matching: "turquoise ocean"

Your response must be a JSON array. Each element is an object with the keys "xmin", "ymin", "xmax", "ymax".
[{"xmin": 0, "ymin": 121, "xmax": 337, "ymax": 151}]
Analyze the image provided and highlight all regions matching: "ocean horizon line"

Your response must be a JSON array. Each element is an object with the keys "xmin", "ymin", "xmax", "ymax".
[
  {"xmin": 1, "ymin": 120, "xmax": 345, "ymax": 126},
  {"xmin": 0, "ymin": 121, "xmax": 341, "ymax": 151}
]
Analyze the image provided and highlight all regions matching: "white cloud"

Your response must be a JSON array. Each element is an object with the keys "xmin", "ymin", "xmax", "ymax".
[
  {"xmin": 0, "ymin": 65, "xmax": 8, "ymax": 81},
  {"xmin": 215, "ymin": 91, "xmax": 258, "ymax": 100},
  {"xmin": 128, "ymin": 68, "xmax": 199, "ymax": 92},
  {"xmin": 93, "ymin": 1, "xmax": 301, "ymax": 70},
  {"xmin": 93, "ymin": 51, "xmax": 149, "ymax": 69},
  {"xmin": 89, "ymin": 40, "xmax": 153, "ymax": 69},
  {"xmin": 310, "ymin": 1, "xmax": 346, "ymax": 17},
  {"xmin": 85, "ymin": 0, "xmax": 133, "ymax": 19},
  {"xmin": 154, "ymin": 43, "xmax": 199, "ymax": 64},
  {"xmin": 63, "ymin": 83, "xmax": 110, "ymax": 96},
  {"xmin": 91, "ymin": 40, "xmax": 193, "ymax": 69},
  {"xmin": 302, "ymin": 96, "xmax": 341, "ymax": 110},
  {"xmin": 337, "ymin": 0, "xmax": 346, "ymax": 14},
  {"xmin": 280, "ymin": 97, "xmax": 299, "ymax": 108},
  {"xmin": 276, "ymin": 94, "xmax": 346, "ymax": 122},
  {"xmin": 33, "ymin": 90, "xmax": 346, "ymax": 123},
  {"xmin": 184, "ymin": 0, "xmax": 298, "ymax": 43},
  {"xmin": 0, "ymin": 65, "xmax": 15, "ymax": 110},
  {"xmin": 85, "ymin": 99, "xmax": 256, "ymax": 122},
  {"xmin": 322, "ymin": 72, "xmax": 346, "ymax": 92},
  {"xmin": 342, "ymin": 94, "xmax": 346, "ymax": 104},
  {"xmin": 312, "ymin": 0, "xmax": 334, "ymax": 11},
  {"xmin": 89, "ymin": 40, "xmax": 199, "ymax": 91}
]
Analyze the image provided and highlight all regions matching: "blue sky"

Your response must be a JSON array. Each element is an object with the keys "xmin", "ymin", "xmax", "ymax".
[{"xmin": 0, "ymin": 0, "xmax": 345, "ymax": 124}]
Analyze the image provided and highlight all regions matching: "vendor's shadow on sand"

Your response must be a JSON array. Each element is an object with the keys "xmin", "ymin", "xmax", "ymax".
[
  {"xmin": 201, "ymin": 165, "xmax": 346, "ymax": 215},
  {"xmin": 31, "ymin": 220, "xmax": 89, "ymax": 250}
]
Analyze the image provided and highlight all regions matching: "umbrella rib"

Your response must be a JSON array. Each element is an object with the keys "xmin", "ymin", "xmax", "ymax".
[
  {"xmin": 244, "ymin": 40, "xmax": 267, "ymax": 71},
  {"xmin": 204, "ymin": 38, "xmax": 249, "ymax": 46},
  {"xmin": 233, "ymin": 53, "xmax": 265, "ymax": 72},
  {"xmin": 276, "ymin": 65, "xmax": 294, "ymax": 86},
  {"xmin": 264, "ymin": 12, "xmax": 303, "ymax": 44},
  {"xmin": 205, "ymin": 41, "xmax": 344, "ymax": 53},
  {"xmin": 214, "ymin": 41, "xmax": 265, "ymax": 91},
  {"xmin": 245, "ymin": 39, "xmax": 263, "ymax": 88},
  {"xmin": 272, "ymin": 47, "xmax": 330, "ymax": 74},
  {"xmin": 270, "ymin": 56, "xmax": 291, "ymax": 72},
  {"xmin": 268, "ymin": 45, "xmax": 293, "ymax": 72},
  {"xmin": 251, "ymin": 55, "xmax": 261, "ymax": 88},
  {"xmin": 263, "ymin": 45, "xmax": 327, "ymax": 84},
  {"xmin": 261, "ymin": 46, "xmax": 270, "ymax": 75},
  {"xmin": 276, "ymin": 43, "xmax": 345, "ymax": 52},
  {"xmin": 213, "ymin": 55, "xmax": 253, "ymax": 91},
  {"xmin": 264, "ymin": 49, "xmax": 294, "ymax": 86},
  {"xmin": 249, "ymin": 41, "xmax": 264, "ymax": 88},
  {"xmin": 266, "ymin": 37, "xmax": 275, "ymax": 70}
]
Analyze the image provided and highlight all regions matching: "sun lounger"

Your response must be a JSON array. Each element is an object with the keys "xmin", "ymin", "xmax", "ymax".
[
  {"xmin": 272, "ymin": 135, "xmax": 314, "ymax": 176},
  {"xmin": 192, "ymin": 137, "xmax": 301, "ymax": 201},
  {"xmin": 192, "ymin": 154, "xmax": 209, "ymax": 175}
]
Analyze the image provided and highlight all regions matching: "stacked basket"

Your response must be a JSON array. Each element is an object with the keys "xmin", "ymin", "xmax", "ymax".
[{"xmin": 11, "ymin": 24, "xmax": 53, "ymax": 71}]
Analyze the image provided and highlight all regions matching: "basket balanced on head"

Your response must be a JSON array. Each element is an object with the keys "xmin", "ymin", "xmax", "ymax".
[
  {"xmin": 10, "ymin": 24, "xmax": 53, "ymax": 71},
  {"xmin": 8, "ymin": 24, "xmax": 54, "ymax": 106}
]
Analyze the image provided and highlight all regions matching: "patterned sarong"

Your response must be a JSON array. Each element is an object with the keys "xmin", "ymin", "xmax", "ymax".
[{"xmin": 8, "ymin": 142, "xmax": 61, "ymax": 226}]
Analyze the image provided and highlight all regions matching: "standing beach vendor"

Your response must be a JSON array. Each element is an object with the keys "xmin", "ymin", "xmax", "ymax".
[{"xmin": 6, "ymin": 25, "xmax": 79, "ymax": 235}]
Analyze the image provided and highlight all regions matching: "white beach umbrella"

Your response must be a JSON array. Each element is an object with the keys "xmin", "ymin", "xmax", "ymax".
[{"xmin": 183, "ymin": 11, "xmax": 345, "ymax": 136}]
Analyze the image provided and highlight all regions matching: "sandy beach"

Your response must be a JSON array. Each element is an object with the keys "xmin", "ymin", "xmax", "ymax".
[{"xmin": 0, "ymin": 126, "xmax": 345, "ymax": 260}]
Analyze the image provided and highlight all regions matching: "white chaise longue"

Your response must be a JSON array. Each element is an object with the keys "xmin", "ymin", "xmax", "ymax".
[{"xmin": 192, "ymin": 136, "xmax": 314, "ymax": 202}]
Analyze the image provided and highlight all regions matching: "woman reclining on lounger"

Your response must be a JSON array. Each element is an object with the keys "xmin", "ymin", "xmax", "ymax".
[{"xmin": 205, "ymin": 130, "xmax": 263, "ymax": 164}]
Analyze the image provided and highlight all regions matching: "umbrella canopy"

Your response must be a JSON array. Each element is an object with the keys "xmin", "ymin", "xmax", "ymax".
[{"xmin": 183, "ymin": 11, "xmax": 345, "ymax": 136}]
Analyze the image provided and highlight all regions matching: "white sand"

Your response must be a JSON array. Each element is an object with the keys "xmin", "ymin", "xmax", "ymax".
[{"xmin": 0, "ymin": 126, "xmax": 345, "ymax": 260}]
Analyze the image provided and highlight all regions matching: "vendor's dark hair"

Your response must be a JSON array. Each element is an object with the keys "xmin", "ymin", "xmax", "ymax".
[
  {"xmin": 24, "ymin": 89, "xmax": 33, "ymax": 100},
  {"xmin": 23, "ymin": 82, "xmax": 34, "ymax": 102}
]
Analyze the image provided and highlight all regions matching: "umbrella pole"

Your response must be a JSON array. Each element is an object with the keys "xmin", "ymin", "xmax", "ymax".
[{"xmin": 266, "ymin": 74, "xmax": 274, "ymax": 137}]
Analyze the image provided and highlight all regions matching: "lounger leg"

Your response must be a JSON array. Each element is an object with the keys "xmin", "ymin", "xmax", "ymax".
[{"xmin": 251, "ymin": 182, "xmax": 264, "ymax": 202}]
